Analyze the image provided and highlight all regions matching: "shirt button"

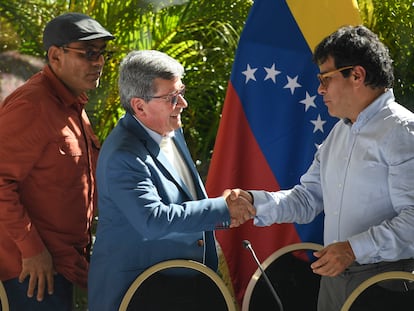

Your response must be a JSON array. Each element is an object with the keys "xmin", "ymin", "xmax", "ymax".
[{"xmin": 197, "ymin": 239, "xmax": 204, "ymax": 247}]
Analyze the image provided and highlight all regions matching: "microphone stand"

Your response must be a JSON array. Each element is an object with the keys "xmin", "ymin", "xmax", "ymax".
[{"xmin": 243, "ymin": 240, "xmax": 284, "ymax": 311}]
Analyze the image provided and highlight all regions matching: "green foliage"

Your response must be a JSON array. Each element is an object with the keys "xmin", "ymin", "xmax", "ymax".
[
  {"xmin": 358, "ymin": 0, "xmax": 414, "ymax": 111},
  {"xmin": 0, "ymin": 0, "xmax": 252, "ymax": 179},
  {"xmin": 84, "ymin": 0, "xmax": 253, "ymax": 178},
  {"xmin": 1, "ymin": 0, "xmax": 413, "ymax": 177},
  {"xmin": 0, "ymin": 0, "xmax": 62, "ymax": 55}
]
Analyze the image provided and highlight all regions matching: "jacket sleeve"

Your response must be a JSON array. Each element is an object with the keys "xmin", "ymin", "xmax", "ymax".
[
  {"xmin": 100, "ymin": 148, "xmax": 231, "ymax": 240},
  {"xmin": 0, "ymin": 98, "xmax": 47, "ymax": 258}
]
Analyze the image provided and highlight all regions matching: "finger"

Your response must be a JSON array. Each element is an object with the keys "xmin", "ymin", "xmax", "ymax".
[
  {"xmin": 310, "ymin": 257, "xmax": 326, "ymax": 270},
  {"xmin": 18, "ymin": 270, "xmax": 28, "ymax": 283},
  {"xmin": 312, "ymin": 266, "xmax": 327, "ymax": 276},
  {"xmin": 47, "ymin": 271, "xmax": 54, "ymax": 295},
  {"xmin": 311, "ymin": 261, "xmax": 329, "ymax": 274},
  {"xmin": 242, "ymin": 211, "xmax": 252, "ymax": 221},
  {"xmin": 247, "ymin": 204, "xmax": 256, "ymax": 216},
  {"xmin": 313, "ymin": 249, "xmax": 324, "ymax": 258},
  {"xmin": 230, "ymin": 218, "xmax": 239, "ymax": 228},
  {"xmin": 237, "ymin": 199, "xmax": 255, "ymax": 218},
  {"xmin": 27, "ymin": 274, "xmax": 37, "ymax": 298},
  {"xmin": 36, "ymin": 275, "xmax": 45, "ymax": 301}
]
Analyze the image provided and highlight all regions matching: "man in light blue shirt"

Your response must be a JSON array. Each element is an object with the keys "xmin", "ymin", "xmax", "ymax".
[{"xmin": 231, "ymin": 25, "xmax": 414, "ymax": 310}]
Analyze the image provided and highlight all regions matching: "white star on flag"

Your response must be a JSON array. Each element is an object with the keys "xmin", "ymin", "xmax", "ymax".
[
  {"xmin": 310, "ymin": 114, "xmax": 326, "ymax": 133},
  {"xmin": 264, "ymin": 63, "xmax": 281, "ymax": 83},
  {"xmin": 242, "ymin": 64, "xmax": 257, "ymax": 83},
  {"xmin": 284, "ymin": 75, "xmax": 302, "ymax": 94},
  {"xmin": 239, "ymin": 61, "xmax": 330, "ymax": 150},
  {"xmin": 300, "ymin": 92, "xmax": 317, "ymax": 111}
]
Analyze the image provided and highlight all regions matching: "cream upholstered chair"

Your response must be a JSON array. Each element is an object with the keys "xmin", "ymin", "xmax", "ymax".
[
  {"xmin": 118, "ymin": 259, "xmax": 236, "ymax": 311},
  {"xmin": 242, "ymin": 242, "xmax": 323, "ymax": 311},
  {"xmin": 340, "ymin": 270, "xmax": 414, "ymax": 311},
  {"xmin": 0, "ymin": 281, "xmax": 10, "ymax": 311}
]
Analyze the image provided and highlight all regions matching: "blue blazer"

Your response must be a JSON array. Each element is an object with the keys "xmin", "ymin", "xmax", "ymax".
[{"xmin": 88, "ymin": 113, "xmax": 230, "ymax": 311}]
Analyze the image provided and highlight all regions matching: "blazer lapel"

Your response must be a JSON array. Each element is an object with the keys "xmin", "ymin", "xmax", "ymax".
[
  {"xmin": 156, "ymin": 143, "xmax": 192, "ymax": 198},
  {"xmin": 121, "ymin": 113, "xmax": 202, "ymax": 200},
  {"xmin": 172, "ymin": 130, "xmax": 207, "ymax": 199}
]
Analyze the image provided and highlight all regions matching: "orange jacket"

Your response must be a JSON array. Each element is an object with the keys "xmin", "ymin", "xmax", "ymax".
[{"xmin": 0, "ymin": 65, "xmax": 99, "ymax": 289}]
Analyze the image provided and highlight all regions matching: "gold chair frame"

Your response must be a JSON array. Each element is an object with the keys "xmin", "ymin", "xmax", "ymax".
[
  {"xmin": 118, "ymin": 259, "xmax": 236, "ymax": 311},
  {"xmin": 242, "ymin": 242, "xmax": 323, "ymax": 311},
  {"xmin": 340, "ymin": 270, "xmax": 414, "ymax": 311},
  {"xmin": 0, "ymin": 281, "xmax": 9, "ymax": 311}
]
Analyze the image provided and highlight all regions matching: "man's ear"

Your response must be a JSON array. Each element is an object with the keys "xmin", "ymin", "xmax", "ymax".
[
  {"xmin": 47, "ymin": 46, "xmax": 63, "ymax": 64},
  {"xmin": 130, "ymin": 97, "xmax": 146, "ymax": 117},
  {"xmin": 351, "ymin": 65, "xmax": 366, "ymax": 84}
]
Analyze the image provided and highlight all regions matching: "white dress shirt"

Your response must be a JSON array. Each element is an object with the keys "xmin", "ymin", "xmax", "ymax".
[{"xmin": 251, "ymin": 89, "xmax": 414, "ymax": 264}]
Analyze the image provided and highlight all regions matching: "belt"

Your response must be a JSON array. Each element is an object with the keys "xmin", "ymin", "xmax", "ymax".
[
  {"xmin": 345, "ymin": 258, "xmax": 414, "ymax": 274},
  {"xmin": 344, "ymin": 258, "xmax": 414, "ymax": 292}
]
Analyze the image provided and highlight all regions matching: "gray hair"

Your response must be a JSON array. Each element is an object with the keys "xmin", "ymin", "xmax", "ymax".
[{"xmin": 118, "ymin": 50, "xmax": 184, "ymax": 113}]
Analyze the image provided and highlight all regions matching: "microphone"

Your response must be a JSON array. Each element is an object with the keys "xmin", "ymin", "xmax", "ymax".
[{"xmin": 243, "ymin": 240, "xmax": 284, "ymax": 311}]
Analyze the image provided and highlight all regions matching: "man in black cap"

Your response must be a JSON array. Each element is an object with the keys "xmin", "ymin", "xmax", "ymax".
[{"xmin": 0, "ymin": 12, "xmax": 114, "ymax": 311}]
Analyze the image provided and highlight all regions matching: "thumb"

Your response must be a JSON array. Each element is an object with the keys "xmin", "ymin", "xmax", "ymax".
[
  {"xmin": 222, "ymin": 189, "xmax": 231, "ymax": 198},
  {"xmin": 230, "ymin": 189, "xmax": 239, "ymax": 200}
]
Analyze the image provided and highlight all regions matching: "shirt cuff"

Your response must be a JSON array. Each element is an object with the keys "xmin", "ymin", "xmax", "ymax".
[
  {"xmin": 249, "ymin": 190, "xmax": 279, "ymax": 227},
  {"xmin": 348, "ymin": 233, "xmax": 379, "ymax": 264}
]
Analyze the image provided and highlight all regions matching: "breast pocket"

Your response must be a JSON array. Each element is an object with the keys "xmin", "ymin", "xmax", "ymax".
[
  {"xmin": 59, "ymin": 137, "xmax": 83, "ymax": 157},
  {"xmin": 56, "ymin": 136, "xmax": 87, "ymax": 176}
]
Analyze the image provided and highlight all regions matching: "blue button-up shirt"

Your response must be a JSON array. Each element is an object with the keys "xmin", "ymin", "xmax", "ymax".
[{"xmin": 252, "ymin": 90, "xmax": 414, "ymax": 264}]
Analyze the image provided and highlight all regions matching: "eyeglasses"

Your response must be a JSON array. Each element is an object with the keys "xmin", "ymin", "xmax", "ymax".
[
  {"xmin": 149, "ymin": 85, "xmax": 186, "ymax": 106},
  {"xmin": 317, "ymin": 66, "xmax": 354, "ymax": 87},
  {"xmin": 62, "ymin": 46, "xmax": 113, "ymax": 61}
]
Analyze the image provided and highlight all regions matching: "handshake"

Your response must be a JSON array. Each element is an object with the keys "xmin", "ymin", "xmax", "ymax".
[{"xmin": 223, "ymin": 189, "xmax": 256, "ymax": 228}]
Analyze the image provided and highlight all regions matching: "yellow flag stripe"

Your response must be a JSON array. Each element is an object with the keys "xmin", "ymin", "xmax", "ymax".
[{"xmin": 286, "ymin": 0, "xmax": 362, "ymax": 52}]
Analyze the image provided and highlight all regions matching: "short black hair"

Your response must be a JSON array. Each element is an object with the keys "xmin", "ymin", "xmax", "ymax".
[{"xmin": 313, "ymin": 25, "xmax": 394, "ymax": 89}]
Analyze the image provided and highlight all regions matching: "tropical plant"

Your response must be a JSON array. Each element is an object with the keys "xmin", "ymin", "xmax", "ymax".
[
  {"xmin": 86, "ymin": 0, "xmax": 253, "ymax": 179},
  {"xmin": 0, "ymin": 0, "xmax": 62, "ymax": 54},
  {"xmin": 358, "ymin": 0, "xmax": 414, "ymax": 111},
  {"xmin": 1, "ymin": 0, "xmax": 252, "ymax": 179},
  {"xmin": 2, "ymin": 0, "xmax": 413, "ymax": 179}
]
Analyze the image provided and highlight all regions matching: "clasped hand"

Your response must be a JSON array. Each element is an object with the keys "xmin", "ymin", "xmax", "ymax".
[{"xmin": 223, "ymin": 188, "xmax": 255, "ymax": 228}]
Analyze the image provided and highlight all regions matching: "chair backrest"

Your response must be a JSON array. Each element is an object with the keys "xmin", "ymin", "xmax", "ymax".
[
  {"xmin": 0, "ymin": 281, "xmax": 10, "ymax": 311},
  {"xmin": 340, "ymin": 270, "xmax": 414, "ymax": 311},
  {"xmin": 242, "ymin": 242, "xmax": 323, "ymax": 311},
  {"xmin": 118, "ymin": 259, "xmax": 236, "ymax": 311}
]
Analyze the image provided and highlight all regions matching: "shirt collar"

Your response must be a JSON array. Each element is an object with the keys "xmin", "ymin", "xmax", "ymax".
[
  {"xmin": 132, "ymin": 115, "xmax": 175, "ymax": 144},
  {"xmin": 43, "ymin": 65, "xmax": 88, "ymax": 110},
  {"xmin": 344, "ymin": 89, "xmax": 394, "ymax": 131}
]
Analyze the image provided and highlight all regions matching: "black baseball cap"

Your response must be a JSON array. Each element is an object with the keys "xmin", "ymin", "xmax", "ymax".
[{"xmin": 43, "ymin": 12, "xmax": 115, "ymax": 51}]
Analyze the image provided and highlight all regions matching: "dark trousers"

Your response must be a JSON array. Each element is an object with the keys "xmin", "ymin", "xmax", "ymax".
[
  {"xmin": 2, "ymin": 274, "xmax": 73, "ymax": 311},
  {"xmin": 126, "ymin": 271, "xmax": 229, "ymax": 311}
]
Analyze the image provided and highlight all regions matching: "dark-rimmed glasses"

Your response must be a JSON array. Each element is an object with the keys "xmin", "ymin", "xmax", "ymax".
[
  {"xmin": 317, "ymin": 66, "xmax": 354, "ymax": 88},
  {"xmin": 62, "ymin": 46, "xmax": 113, "ymax": 61},
  {"xmin": 149, "ymin": 85, "xmax": 186, "ymax": 106}
]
